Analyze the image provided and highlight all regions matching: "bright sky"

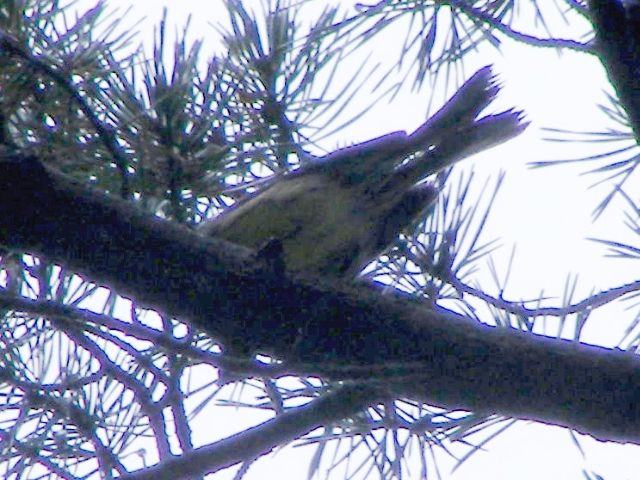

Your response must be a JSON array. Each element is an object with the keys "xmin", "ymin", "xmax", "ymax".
[{"xmin": 67, "ymin": 1, "xmax": 640, "ymax": 479}]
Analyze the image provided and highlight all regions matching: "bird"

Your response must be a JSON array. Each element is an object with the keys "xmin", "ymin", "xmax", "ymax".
[{"xmin": 199, "ymin": 66, "xmax": 527, "ymax": 281}]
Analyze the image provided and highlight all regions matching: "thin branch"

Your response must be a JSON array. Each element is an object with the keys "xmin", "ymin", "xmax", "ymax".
[
  {"xmin": 118, "ymin": 384, "xmax": 384, "ymax": 480},
  {"xmin": 0, "ymin": 31, "xmax": 132, "ymax": 197},
  {"xmin": 448, "ymin": 275, "xmax": 640, "ymax": 318},
  {"xmin": 449, "ymin": 0, "xmax": 590, "ymax": 52}
]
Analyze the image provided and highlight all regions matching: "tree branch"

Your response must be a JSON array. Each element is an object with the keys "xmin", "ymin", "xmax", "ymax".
[
  {"xmin": 2, "ymin": 152, "xmax": 640, "ymax": 444},
  {"xmin": 118, "ymin": 384, "xmax": 382, "ymax": 480},
  {"xmin": 588, "ymin": 0, "xmax": 640, "ymax": 141}
]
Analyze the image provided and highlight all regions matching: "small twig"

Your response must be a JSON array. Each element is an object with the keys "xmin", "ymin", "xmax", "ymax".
[
  {"xmin": 448, "ymin": 275, "xmax": 640, "ymax": 318},
  {"xmin": 449, "ymin": 0, "xmax": 590, "ymax": 53}
]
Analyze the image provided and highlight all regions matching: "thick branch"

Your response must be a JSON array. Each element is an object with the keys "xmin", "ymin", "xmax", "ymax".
[
  {"xmin": 589, "ymin": 0, "xmax": 640, "ymax": 140},
  {"xmin": 1, "ymin": 153, "xmax": 640, "ymax": 444}
]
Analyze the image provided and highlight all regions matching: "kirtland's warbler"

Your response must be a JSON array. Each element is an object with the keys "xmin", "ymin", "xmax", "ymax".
[{"xmin": 200, "ymin": 66, "xmax": 527, "ymax": 280}]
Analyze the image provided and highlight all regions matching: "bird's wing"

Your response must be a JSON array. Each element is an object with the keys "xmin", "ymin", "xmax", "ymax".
[{"xmin": 307, "ymin": 66, "xmax": 525, "ymax": 187}]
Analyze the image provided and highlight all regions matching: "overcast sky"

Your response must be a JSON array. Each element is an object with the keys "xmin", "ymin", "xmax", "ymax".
[{"xmin": 68, "ymin": 1, "xmax": 640, "ymax": 479}]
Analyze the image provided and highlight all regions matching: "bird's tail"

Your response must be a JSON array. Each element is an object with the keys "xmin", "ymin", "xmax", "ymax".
[{"xmin": 396, "ymin": 65, "xmax": 528, "ymax": 185}]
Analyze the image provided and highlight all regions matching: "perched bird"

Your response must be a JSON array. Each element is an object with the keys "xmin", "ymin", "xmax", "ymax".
[{"xmin": 200, "ymin": 66, "xmax": 527, "ymax": 280}]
